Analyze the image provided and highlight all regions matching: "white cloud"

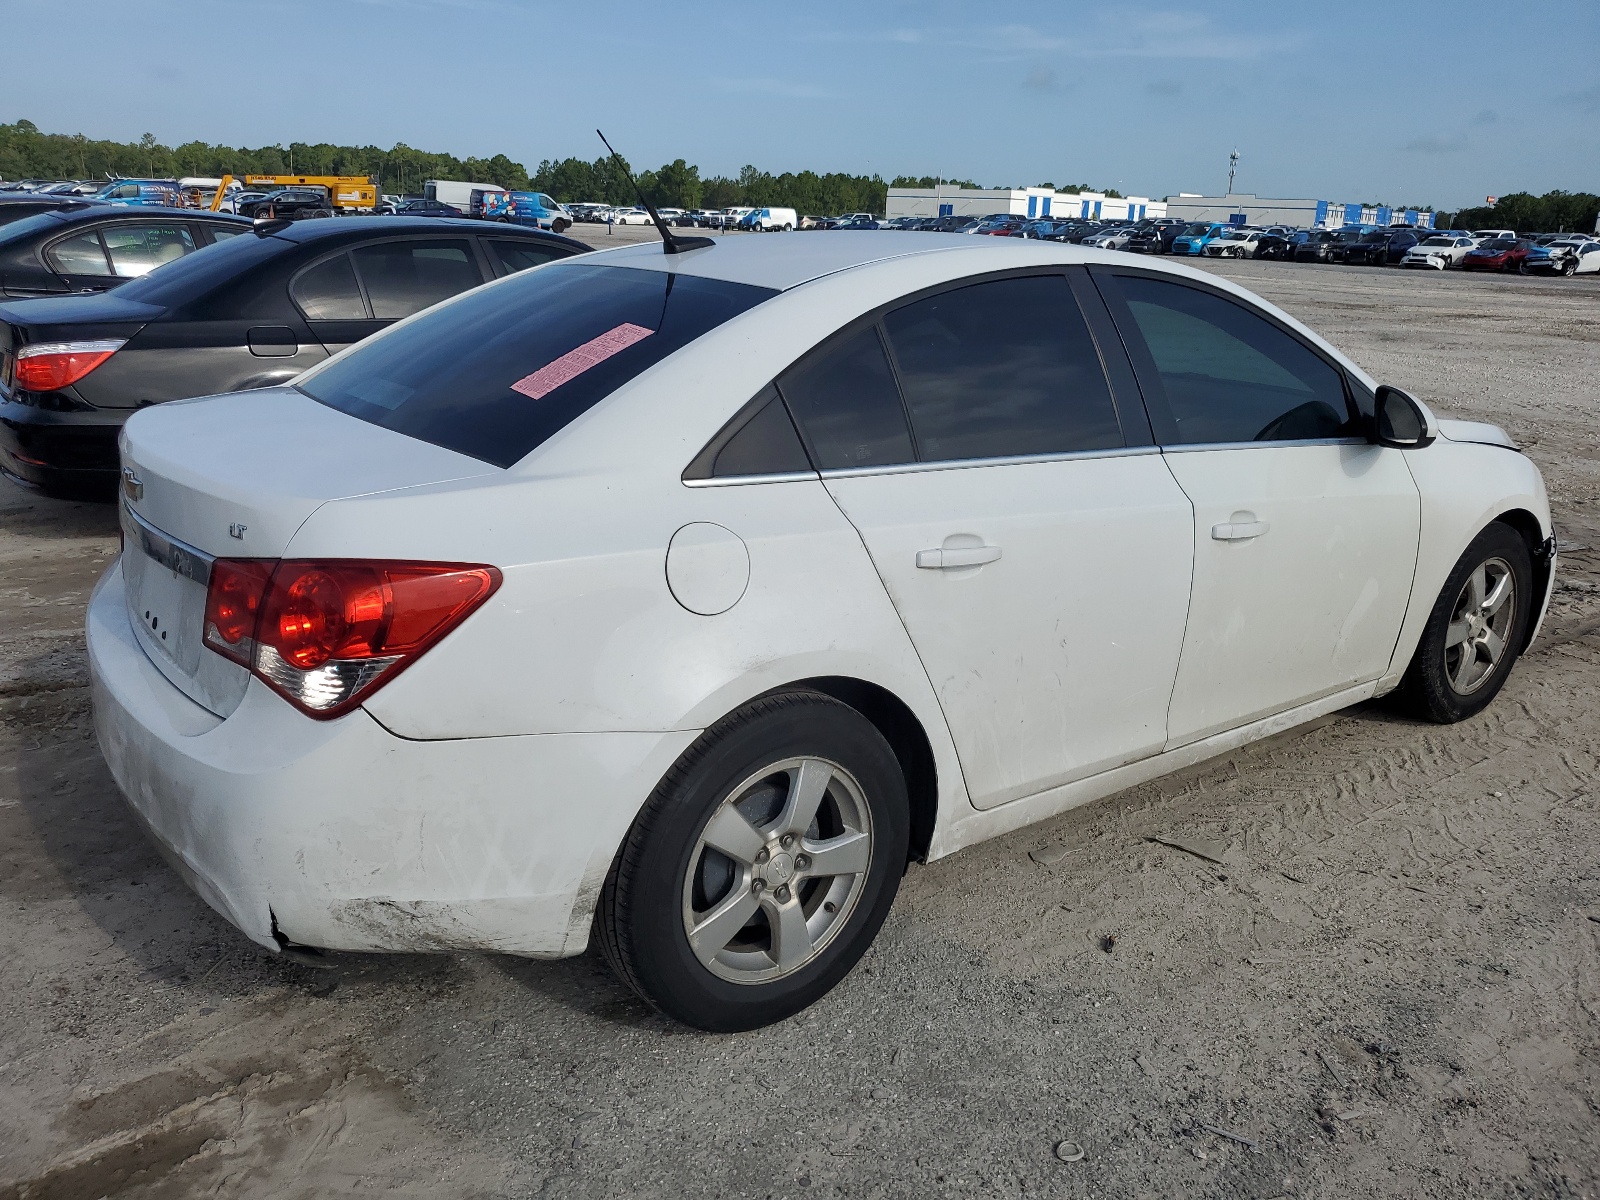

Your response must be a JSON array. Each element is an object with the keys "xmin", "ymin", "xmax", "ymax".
[{"xmin": 710, "ymin": 77, "xmax": 838, "ymax": 101}]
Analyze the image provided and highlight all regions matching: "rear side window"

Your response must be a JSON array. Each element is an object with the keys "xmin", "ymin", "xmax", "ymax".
[
  {"xmin": 352, "ymin": 239, "xmax": 481, "ymax": 319},
  {"xmin": 47, "ymin": 231, "xmax": 111, "ymax": 274},
  {"xmin": 297, "ymin": 263, "xmax": 775, "ymax": 468},
  {"xmin": 206, "ymin": 226, "xmax": 248, "ymax": 243},
  {"xmin": 102, "ymin": 224, "xmax": 196, "ymax": 277},
  {"xmin": 882, "ymin": 275, "xmax": 1121, "ymax": 462},
  {"xmin": 684, "ymin": 384, "xmax": 812, "ymax": 479},
  {"xmin": 292, "ymin": 253, "xmax": 366, "ymax": 320},
  {"xmin": 1114, "ymin": 276, "xmax": 1353, "ymax": 444},
  {"xmin": 488, "ymin": 239, "xmax": 565, "ymax": 275},
  {"xmin": 778, "ymin": 326, "xmax": 914, "ymax": 470}
]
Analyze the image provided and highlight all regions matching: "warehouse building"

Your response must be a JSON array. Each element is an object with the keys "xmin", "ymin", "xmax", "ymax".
[
  {"xmin": 887, "ymin": 186, "xmax": 1166, "ymax": 223},
  {"xmin": 1161, "ymin": 192, "xmax": 1435, "ymax": 230}
]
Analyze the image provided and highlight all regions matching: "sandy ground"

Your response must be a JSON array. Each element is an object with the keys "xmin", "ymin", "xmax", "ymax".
[{"xmin": 2, "ymin": 255, "xmax": 1598, "ymax": 1200}]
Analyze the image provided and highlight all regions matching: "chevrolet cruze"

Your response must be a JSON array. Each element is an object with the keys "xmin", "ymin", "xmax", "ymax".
[{"xmin": 89, "ymin": 232, "xmax": 1554, "ymax": 1030}]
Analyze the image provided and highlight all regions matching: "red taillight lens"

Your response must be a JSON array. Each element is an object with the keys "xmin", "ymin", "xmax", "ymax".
[
  {"xmin": 203, "ymin": 559, "xmax": 274, "ymax": 665},
  {"xmin": 203, "ymin": 559, "xmax": 500, "ymax": 717},
  {"xmin": 16, "ymin": 339, "xmax": 126, "ymax": 392}
]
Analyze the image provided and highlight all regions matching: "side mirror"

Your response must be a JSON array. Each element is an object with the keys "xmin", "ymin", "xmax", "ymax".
[{"xmin": 1372, "ymin": 385, "xmax": 1435, "ymax": 449}]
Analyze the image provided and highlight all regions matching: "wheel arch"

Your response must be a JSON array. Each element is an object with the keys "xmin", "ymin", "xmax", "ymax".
[
  {"xmin": 1490, "ymin": 506, "xmax": 1554, "ymax": 652},
  {"xmin": 759, "ymin": 676, "xmax": 939, "ymax": 865}
]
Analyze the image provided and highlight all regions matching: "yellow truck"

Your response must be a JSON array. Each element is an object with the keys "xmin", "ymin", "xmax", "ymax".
[{"xmin": 209, "ymin": 173, "xmax": 379, "ymax": 213}]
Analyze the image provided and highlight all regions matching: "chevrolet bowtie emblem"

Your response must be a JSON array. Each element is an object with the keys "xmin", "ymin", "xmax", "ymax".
[{"xmin": 121, "ymin": 466, "xmax": 143, "ymax": 502}]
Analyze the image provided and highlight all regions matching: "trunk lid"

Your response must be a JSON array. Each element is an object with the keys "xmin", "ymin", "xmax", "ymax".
[{"xmin": 117, "ymin": 386, "xmax": 498, "ymax": 716}]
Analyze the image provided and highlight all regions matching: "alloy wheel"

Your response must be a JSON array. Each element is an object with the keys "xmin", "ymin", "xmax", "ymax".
[
  {"xmin": 681, "ymin": 757, "xmax": 873, "ymax": 985},
  {"xmin": 1444, "ymin": 556, "xmax": 1517, "ymax": 696}
]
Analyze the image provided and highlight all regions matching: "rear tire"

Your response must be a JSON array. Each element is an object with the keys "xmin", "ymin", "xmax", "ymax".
[
  {"xmin": 1394, "ymin": 523, "xmax": 1532, "ymax": 723},
  {"xmin": 552, "ymin": 218, "xmax": 570, "ymax": 233},
  {"xmin": 309, "ymin": 208, "xmax": 332, "ymax": 219},
  {"xmin": 598, "ymin": 690, "xmax": 910, "ymax": 1031}
]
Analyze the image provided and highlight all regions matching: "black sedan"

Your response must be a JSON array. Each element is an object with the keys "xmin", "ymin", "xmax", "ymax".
[
  {"xmin": 0, "ymin": 194, "xmax": 106, "ymax": 229},
  {"xmin": 0, "ymin": 205, "xmax": 249, "ymax": 299},
  {"xmin": 393, "ymin": 198, "xmax": 464, "ymax": 217},
  {"xmin": 236, "ymin": 189, "xmax": 336, "ymax": 220},
  {"xmin": 0, "ymin": 217, "xmax": 585, "ymax": 495}
]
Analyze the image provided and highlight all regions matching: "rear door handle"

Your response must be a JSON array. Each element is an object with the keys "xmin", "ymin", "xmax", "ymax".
[
  {"xmin": 1211, "ymin": 519, "xmax": 1269, "ymax": 541},
  {"xmin": 916, "ymin": 545, "xmax": 1001, "ymax": 569}
]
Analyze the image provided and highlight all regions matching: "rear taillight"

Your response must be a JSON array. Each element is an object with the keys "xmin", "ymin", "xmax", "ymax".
[
  {"xmin": 202, "ymin": 558, "xmax": 501, "ymax": 718},
  {"xmin": 15, "ymin": 339, "xmax": 126, "ymax": 391}
]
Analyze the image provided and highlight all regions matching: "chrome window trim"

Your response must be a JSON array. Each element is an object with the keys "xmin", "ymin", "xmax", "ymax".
[
  {"xmin": 818, "ymin": 444, "xmax": 1161, "ymax": 480},
  {"xmin": 1159, "ymin": 437, "xmax": 1369, "ymax": 454},
  {"xmin": 121, "ymin": 501, "xmax": 213, "ymax": 585},
  {"xmin": 682, "ymin": 470, "xmax": 821, "ymax": 489}
]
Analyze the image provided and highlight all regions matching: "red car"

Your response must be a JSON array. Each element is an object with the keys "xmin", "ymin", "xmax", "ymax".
[{"xmin": 1462, "ymin": 237, "xmax": 1532, "ymax": 272}]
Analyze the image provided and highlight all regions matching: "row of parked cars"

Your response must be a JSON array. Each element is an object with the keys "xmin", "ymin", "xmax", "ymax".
[{"xmin": 825, "ymin": 212, "xmax": 1600, "ymax": 277}]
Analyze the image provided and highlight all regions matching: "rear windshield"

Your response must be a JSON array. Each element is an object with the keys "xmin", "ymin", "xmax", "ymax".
[
  {"xmin": 113, "ymin": 230, "xmax": 288, "ymax": 305},
  {"xmin": 296, "ymin": 262, "xmax": 777, "ymax": 467}
]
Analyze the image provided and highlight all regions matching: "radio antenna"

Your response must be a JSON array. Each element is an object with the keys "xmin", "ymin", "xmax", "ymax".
[{"xmin": 597, "ymin": 130, "xmax": 714, "ymax": 255}]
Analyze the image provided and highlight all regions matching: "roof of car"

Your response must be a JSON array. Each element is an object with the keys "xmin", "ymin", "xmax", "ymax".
[
  {"xmin": 265, "ymin": 215, "xmax": 586, "ymax": 252},
  {"xmin": 13, "ymin": 204, "xmax": 250, "ymax": 229},
  {"xmin": 581, "ymin": 230, "xmax": 1108, "ymax": 291}
]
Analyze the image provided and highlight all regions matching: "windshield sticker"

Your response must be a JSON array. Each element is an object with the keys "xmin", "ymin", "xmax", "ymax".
[{"xmin": 510, "ymin": 323, "xmax": 655, "ymax": 400}]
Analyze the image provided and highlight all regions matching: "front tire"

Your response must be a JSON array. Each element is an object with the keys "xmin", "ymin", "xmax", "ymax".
[
  {"xmin": 1395, "ymin": 523, "xmax": 1532, "ymax": 723},
  {"xmin": 598, "ymin": 690, "xmax": 910, "ymax": 1031}
]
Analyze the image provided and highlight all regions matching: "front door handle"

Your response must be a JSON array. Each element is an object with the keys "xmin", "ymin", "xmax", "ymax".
[
  {"xmin": 1211, "ymin": 515, "xmax": 1269, "ymax": 541},
  {"xmin": 917, "ymin": 544, "xmax": 1001, "ymax": 569}
]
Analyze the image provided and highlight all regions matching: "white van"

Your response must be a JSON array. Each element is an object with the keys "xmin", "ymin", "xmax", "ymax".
[
  {"xmin": 424, "ymin": 180, "xmax": 509, "ymax": 212},
  {"xmin": 742, "ymin": 206, "xmax": 798, "ymax": 232}
]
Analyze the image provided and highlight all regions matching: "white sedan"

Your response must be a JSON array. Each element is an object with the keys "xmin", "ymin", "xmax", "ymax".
[
  {"xmin": 1202, "ymin": 229, "xmax": 1264, "ymax": 258},
  {"xmin": 91, "ymin": 234, "xmax": 1554, "ymax": 1031},
  {"xmin": 1401, "ymin": 235, "xmax": 1479, "ymax": 269},
  {"xmin": 609, "ymin": 207, "xmax": 653, "ymax": 225},
  {"xmin": 1081, "ymin": 226, "xmax": 1136, "ymax": 250}
]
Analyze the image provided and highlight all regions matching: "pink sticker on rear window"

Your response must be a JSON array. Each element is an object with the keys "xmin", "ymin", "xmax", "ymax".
[{"xmin": 509, "ymin": 323, "xmax": 655, "ymax": 400}]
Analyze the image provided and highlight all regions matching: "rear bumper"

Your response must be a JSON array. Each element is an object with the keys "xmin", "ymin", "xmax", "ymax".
[
  {"xmin": 0, "ymin": 398, "xmax": 126, "ymax": 492},
  {"xmin": 87, "ymin": 558, "xmax": 698, "ymax": 958}
]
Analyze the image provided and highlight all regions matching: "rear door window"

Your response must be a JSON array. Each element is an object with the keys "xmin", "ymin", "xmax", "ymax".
[
  {"xmin": 778, "ymin": 325, "xmax": 914, "ymax": 470},
  {"xmin": 46, "ymin": 230, "xmax": 111, "ymax": 275},
  {"xmin": 1111, "ymin": 275, "xmax": 1354, "ymax": 444},
  {"xmin": 297, "ymin": 263, "xmax": 774, "ymax": 468},
  {"xmin": 291, "ymin": 252, "xmax": 366, "ymax": 320},
  {"xmin": 101, "ymin": 224, "xmax": 197, "ymax": 277},
  {"xmin": 351, "ymin": 239, "xmax": 482, "ymax": 318},
  {"xmin": 881, "ymin": 274, "xmax": 1122, "ymax": 462}
]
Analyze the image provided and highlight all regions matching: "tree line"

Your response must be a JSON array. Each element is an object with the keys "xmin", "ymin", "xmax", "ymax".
[
  {"xmin": 1442, "ymin": 191, "xmax": 1600, "ymax": 235},
  {"xmin": 2, "ymin": 119, "xmax": 1134, "ymax": 215}
]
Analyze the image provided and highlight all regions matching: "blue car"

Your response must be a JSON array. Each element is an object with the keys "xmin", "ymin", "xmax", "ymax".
[
  {"xmin": 1169, "ymin": 222, "xmax": 1230, "ymax": 255},
  {"xmin": 477, "ymin": 191, "xmax": 573, "ymax": 232},
  {"xmin": 91, "ymin": 179, "xmax": 181, "ymax": 207}
]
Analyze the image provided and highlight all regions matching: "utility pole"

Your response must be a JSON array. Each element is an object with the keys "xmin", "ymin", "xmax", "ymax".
[{"xmin": 1227, "ymin": 148, "xmax": 1239, "ymax": 196}]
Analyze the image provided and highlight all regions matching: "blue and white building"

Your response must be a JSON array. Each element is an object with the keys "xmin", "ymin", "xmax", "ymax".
[
  {"xmin": 1161, "ymin": 192, "xmax": 1435, "ymax": 230},
  {"xmin": 886, "ymin": 186, "xmax": 1165, "ymax": 222}
]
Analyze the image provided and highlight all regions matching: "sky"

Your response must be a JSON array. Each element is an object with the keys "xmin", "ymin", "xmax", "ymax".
[{"xmin": 3, "ymin": 0, "xmax": 1597, "ymax": 210}]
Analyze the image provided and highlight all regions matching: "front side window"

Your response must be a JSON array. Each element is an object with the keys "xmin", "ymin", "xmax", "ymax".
[
  {"xmin": 351, "ymin": 239, "xmax": 481, "ymax": 319},
  {"xmin": 298, "ymin": 264, "xmax": 775, "ymax": 468},
  {"xmin": 292, "ymin": 252, "xmax": 367, "ymax": 320},
  {"xmin": 47, "ymin": 230, "xmax": 111, "ymax": 275},
  {"xmin": 881, "ymin": 274, "xmax": 1121, "ymax": 462},
  {"xmin": 1114, "ymin": 275, "xmax": 1353, "ymax": 445},
  {"xmin": 102, "ymin": 224, "xmax": 197, "ymax": 277}
]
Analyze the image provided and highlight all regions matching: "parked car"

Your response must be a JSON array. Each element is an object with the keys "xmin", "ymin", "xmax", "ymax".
[
  {"xmin": 1400, "ymin": 235, "xmax": 1479, "ymax": 270},
  {"xmin": 740, "ymin": 207, "xmax": 799, "ymax": 232},
  {"xmin": 1461, "ymin": 238, "xmax": 1533, "ymax": 272},
  {"xmin": 238, "ymin": 190, "xmax": 337, "ymax": 221},
  {"xmin": 0, "ymin": 218, "xmax": 585, "ymax": 494},
  {"xmin": 392, "ymin": 198, "xmax": 464, "ymax": 218},
  {"xmin": 1254, "ymin": 231, "xmax": 1301, "ymax": 260},
  {"xmin": 970, "ymin": 215, "xmax": 1029, "ymax": 237},
  {"xmin": 928, "ymin": 215, "xmax": 978, "ymax": 234},
  {"xmin": 0, "ymin": 205, "xmax": 249, "ymax": 299},
  {"xmin": 1125, "ymin": 223, "xmax": 1185, "ymax": 254},
  {"xmin": 834, "ymin": 218, "xmax": 881, "ymax": 231},
  {"xmin": 1520, "ymin": 238, "xmax": 1600, "ymax": 276},
  {"xmin": 1344, "ymin": 227, "xmax": 1427, "ymax": 266},
  {"xmin": 1202, "ymin": 229, "xmax": 1263, "ymax": 258},
  {"xmin": 0, "ymin": 194, "xmax": 105, "ymax": 229},
  {"xmin": 1169, "ymin": 223, "xmax": 1229, "ymax": 255},
  {"xmin": 88, "ymin": 231, "xmax": 1554, "ymax": 1033},
  {"xmin": 610, "ymin": 208, "xmax": 653, "ymax": 226},
  {"xmin": 1472, "ymin": 229, "xmax": 1516, "ymax": 241},
  {"xmin": 1083, "ymin": 226, "xmax": 1138, "ymax": 250}
]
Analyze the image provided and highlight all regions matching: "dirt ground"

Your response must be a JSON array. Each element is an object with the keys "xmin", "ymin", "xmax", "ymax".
[{"xmin": 2, "ymin": 254, "xmax": 1598, "ymax": 1200}]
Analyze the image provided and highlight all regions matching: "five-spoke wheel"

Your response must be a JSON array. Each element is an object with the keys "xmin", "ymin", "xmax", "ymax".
[
  {"xmin": 598, "ymin": 690, "xmax": 909, "ymax": 1031},
  {"xmin": 1443, "ymin": 557, "xmax": 1517, "ymax": 696}
]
